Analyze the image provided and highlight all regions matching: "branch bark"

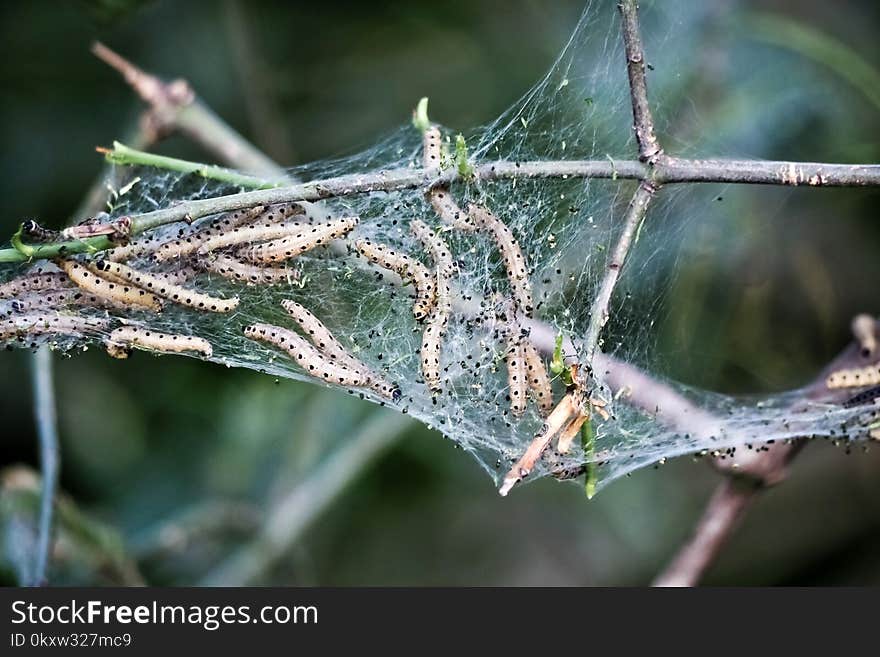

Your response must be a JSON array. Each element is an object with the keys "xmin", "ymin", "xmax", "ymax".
[
  {"xmin": 619, "ymin": 1, "xmax": 663, "ymax": 163},
  {"xmin": 3, "ymin": 156, "xmax": 879, "ymax": 264},
  {"xmin": 92, "ymin": 42, "xmax": 284, "ymax": 179},
  {"xmin": 584, "ymin": 180, "xmax": 657, "ymax": 360},
  {"xmin": 653, "ymin": 316, "xmax": 880, "ymax": 586}
]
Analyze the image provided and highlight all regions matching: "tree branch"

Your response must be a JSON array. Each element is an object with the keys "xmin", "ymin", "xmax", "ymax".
[
  {"xmin": 653, "ymin": 316, "xmax": 880, "ymax": 586},
  {"xmin": 29, "ymin": 346, "xmax": 59, "ymax": 586},
  {"xmin": 92, "ymin": 42, "xmax": 284, "ymax": 179},
  {"xmin": 584, "ymin": 180, "xmax": 657, "ymax": 360},
  {"xmin": 652, "ymin": 476, "xmax": 761, "ymax": 587},
  {"xmin": 619, "ymin": 1, "xmax": 663, "ymax": 163},
  {"xmin": 2, "ymin": 156, "xmax": 879, "ymax": 264}
]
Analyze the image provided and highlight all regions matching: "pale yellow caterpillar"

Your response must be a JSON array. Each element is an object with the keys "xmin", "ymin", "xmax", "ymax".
[
  {"xmin": 0, "ymin": 272, "xmax": 72, "ymax": 299},
  {"xmin": 354, "ymin": 239, "xmax": 436, "ymax": 321},
  {"xmin": 428, "ymin": 189, "xmax": 475, "ymax": 232},
  {"xmin": 93, "ymin": 260, "xmax": 239, "ymax": 313},
  {"xmin": 239, "ymin": 216, "xmax": 359, "ymax": 264},
  {"xmin": 280, "ymin": 300, "xmax": 400, "ymax": 401},
  {"xmin": 505, "ymin": 335, "xmax": 528, "ymax": 417},
  {"xmin": 59, "ymin": 260, "xmax": 163, "ymax": 312},
  {"xmin": 421, "ymin": 124, "xmax": 475, "ymax": 232},
  {"xmin": 200, "ymin": 254, "xmax": 298, "ymax": 286},
  {"xmin": 1, "ymin": 312, "xmax": 109, "ymax": 344},
  {"xmin": 152, "ymin": 266, "xmax": 201, "ymax": 286},
  {"xmin": 410, "ymin": 219, "xmax": 454, "ymax": 278},
  {"xmin": 469, "ymin": 203, "xmax": 533, "ymax": 316},
  {"xmin": 423, "ymin": 126, "xmax": 442, "ymax": 169},
  {"xmin": 195, "ymin": 221, "xmax": 310, "ymax": 257},
  {"xmin": 252, "ymin": 202, "xmax": 306, "ymax": 225},
  {"xmin": 9, "ymin": 288, "xmax": 133, "ymax": 314},
  {"xmin": 411, "ymin": 219, "xmax": 454, "ymax": 391},
  {"xmin": 419, "ymin": 311, "xmax": 448, "ymax": 393},
  {"xmin": 280, "ymin": 299, "xmax": 365, "ymax": 371},
  {"xmin": 521, "ymin": 338, "xmax": 554, "ymax": 415},
  {"xmin": 826, "ymin": 364, "xmax": 880, "ymax": 389},
  {"xmin": 105, "ymin": 326, "xmax": 213, "ymax": 359},
  {"xmin": 852, "ymin": 314, "xmax": 877, "ymax": 357},
  {"xmin": 153, "ymin": 205, "xmax": 267, "ymax": 262},
  {"xmin": 244, "ymin": 322, "xmax": 368, "ymax": 388},
  {"xmin": 105, "ymin": 230, "xmax": 182, "ymax": 263}
]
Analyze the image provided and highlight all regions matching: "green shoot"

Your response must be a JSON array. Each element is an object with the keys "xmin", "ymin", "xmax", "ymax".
[
  {"xmin": 455, "ymin": 134, "xmax": 474, "ymax": 178},
  {"xmin": 10, "ymin": 224, "xmax": 35, "ymax": 258},
  {"xmin": 550, "ymin": 331, "xmax": 574, "ymax": 387},
  {"xmin": 412, "ymin": 97, "xmax": 431, "ymax": 133},
  {"xmin": 581, "ymin": 419, "xmax": 597, "ymax": 499}
]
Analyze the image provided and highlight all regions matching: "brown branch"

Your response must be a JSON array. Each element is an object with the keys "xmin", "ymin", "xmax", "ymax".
[
  {"xmin": 584, "ymin": 180, "xmax": 657, "ymax": 360},
  {"xmin": 92, "ymin": 42, "xmax": 284, "ymax": 179},
  {"xmin": 653, "ymin": 316, "xmax": 880, "ymax": 586},
  {"xmin": 619, "ymin": 1, "xmax": 663, "ymax": 163},
  {"xmin": 652, "ymin": 476, "xmax": 762, "ymax": 587}
]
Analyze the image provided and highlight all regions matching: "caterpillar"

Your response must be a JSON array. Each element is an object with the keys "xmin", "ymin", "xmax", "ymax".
[
  {"xmin": 419, "ymin": 310, "xmax": 448, "ymax": 393},
  {"xmin": 105, "ymin": 230, "xmax": 183, "ymax": 263},
  {"xmin": 105, "ymin": 326, "xmax": 213, "ymax": 359},
  {"xmin": 354, "ymin": 239, "xmax": 436, "ymax": 321},
  {"xmin": 423, "ymin": 125, "xmax": 442, "ymax": 169},
  {"xmin": 195, "ymin": 220, "xmax": 311, "ymax": 257},
  {"xmin": 280, "ymin": 300, "xmax": 365, "ymax": 372},
  {"xmin": 253, "ymin": 202, "xmax": 306, "ymax": 225},
  {"xmin": 421, "ymin": 125, "xmax": 475, "ymax": 232},
  {"xmin": 842, "ymin": 385, "xmax": 880, "ymax": 408},
  {"xmin": 852, "ymin": 314, "xmax": 877, "ymax": 357},
  {"xmin": 153, "ymin": 205, "xmax": 267, "ymax": 262},
  {"xmin": 469, "ymin": 203, "xmax": 533, "ymax": 316},
  {"xmin": 280, "ymin": 300, "xmax": 400, "ymax": 401},
  {"xmin": 428, "ymin": 189, "xmax": 475, "ymax": 232},
  {"xmin": 0, "ymin": 272, "xmax": 72, "ymax": 299},
  {"xmin": 521, "ymin": 338, "xmax": 554, "ymax": 415},
  {"xmin": 0, "ymin": 312, "xmax": 109, "ymax": 344},
  {"xmin": 9, "ymin": 288, "xmax": 133, "ymax": 314},
  {"xmin": 826, "ymin": 364, "xmax": 880, "ymax": 389},
  {"xmin": 59, "ymin": 260, "xmax": 163, "ymax": 312},
  {"xmin": 244, "ymin": 322, "xmax": 368, "ymax": 387},
  {"xmin": 61, "ymin": 216, "xmax": 132, "ymax": 242},
  {"xmin": 200, "ymin": 254, "xmax": 298, "ymax": 286},
  {"xmin": 239, "ymin": 216, "xmax": 359, "ymax": 264},
  {"xmin": 22, "ymin": 220, "xmax": 60, "ymax": 242},
  {"xmin": 411, "ymin": 219, "xmax": 454, "ymax": 391},
  {"xmin": 505, "ymin": 335, "xmax": 529, "ymax": 417},
  {"xmin": 410, "ymin": 219, "xmax": 454, "ymax": 278},
  {"xmin": 93, "ymin": 260, "xmax": 239, "ymax": 313}
]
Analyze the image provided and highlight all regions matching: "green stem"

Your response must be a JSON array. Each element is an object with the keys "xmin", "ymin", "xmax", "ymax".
[
  {"xmin": 102, "ymin": 141, "xmax": 281, "ymax": 190},
  {"xmin": 581, "ymin": 419, "xmax": 597, "ymax": 500}
]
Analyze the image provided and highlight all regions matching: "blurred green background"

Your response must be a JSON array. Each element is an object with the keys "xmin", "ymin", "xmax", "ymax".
[{"xmin": 1, "ymin": 0, "xmax": 879, "ymax": 585}]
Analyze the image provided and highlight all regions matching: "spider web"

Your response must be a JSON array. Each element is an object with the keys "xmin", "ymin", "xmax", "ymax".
[{"xmin": 1, "ymin": 0, "xmax": 877, "ymax": 494}]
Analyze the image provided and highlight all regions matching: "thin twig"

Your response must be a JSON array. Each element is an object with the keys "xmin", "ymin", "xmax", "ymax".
[
  {"xmin": 619, "ymin": 0, "xmax": 663, "ymax": 163},
  {"xmin": 653, "ymin": 316, "xmax": 879, "ymax": 586},
  {"xmin": 100, "ymin": 141, "xmax": 278, "ymax": 189},
  {"xmin": 200, "ymin": 412, "xmax": 413, "ymax": 585},
  {"xmin": 652, "ymin": 476, "xmax": 760, "ymax": 587},
  {"xmin": 2, "ymin": 156, "xmax": 879, "ymax": 264},
  {"xmin": 584, "ymin": 180, "xmax": 657, "ymax": 360},
  {"xmin": 92, "ymin": 42, "xmax": 284, "ymax": 179},
  {"xmin": 29, "ymin": 346, "xmax": 59, "ymax": 586}
]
